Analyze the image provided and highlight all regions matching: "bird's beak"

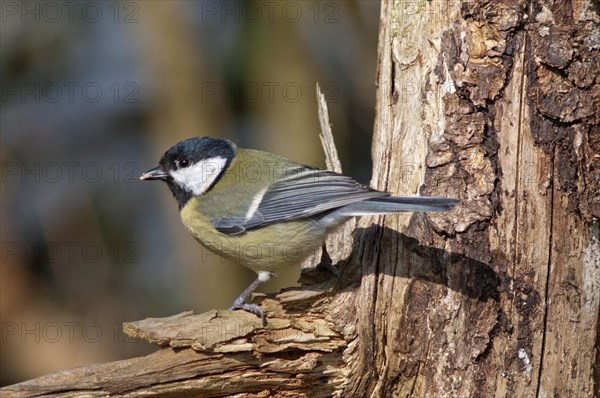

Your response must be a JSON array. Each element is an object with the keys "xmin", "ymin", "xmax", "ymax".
[{"xmin": 140, "ymin": 167, "xmax": 169, "ymax": 181}]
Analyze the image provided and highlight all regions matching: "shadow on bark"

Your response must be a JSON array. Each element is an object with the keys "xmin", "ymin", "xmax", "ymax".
[{"xmin": 295, "ymin": 225, "xmax": 501, "ymax": 304}]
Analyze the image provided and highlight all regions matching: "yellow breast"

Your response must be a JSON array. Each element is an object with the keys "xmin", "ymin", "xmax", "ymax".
[{"xmin": 180, "ymin": 204, "xmax": 326, "ymax": 273}]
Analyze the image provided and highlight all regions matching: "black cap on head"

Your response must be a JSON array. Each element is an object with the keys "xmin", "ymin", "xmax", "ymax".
[{"xmin": 159, "ymin": 137, "xmax": 236, "ymax": 172}]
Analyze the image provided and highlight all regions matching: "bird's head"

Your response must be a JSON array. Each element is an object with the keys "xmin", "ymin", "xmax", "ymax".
[{"xmin": 140, "ymin": 137, "xmax": 236, "ymax": 207}]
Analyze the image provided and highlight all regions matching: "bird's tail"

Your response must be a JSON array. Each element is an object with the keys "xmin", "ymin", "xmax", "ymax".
[{"xmin": 337, "ymin": 196, "xmax": 458, "ymax": 215}]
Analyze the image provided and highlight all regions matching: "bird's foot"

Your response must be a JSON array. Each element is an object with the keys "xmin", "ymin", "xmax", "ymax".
[{"xmin": 228, "ymin": 302, "xmax": 266, "ymax": 326}]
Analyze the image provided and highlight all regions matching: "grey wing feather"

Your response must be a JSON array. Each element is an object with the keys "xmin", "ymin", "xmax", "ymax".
[
  {"xmin": 213, "ymin": 224, "xmax": 246, "ymax": 235},
  {"xmin": 213, "ymin": 169, "xmax": 388, "ymax": 234},
  {"xmin": 212, "ymin": 209, "xmax": 264, "ymax": 235},
  {"xmin": 258, "ymin": 171, "xmax": 389, "ymax": 222}
]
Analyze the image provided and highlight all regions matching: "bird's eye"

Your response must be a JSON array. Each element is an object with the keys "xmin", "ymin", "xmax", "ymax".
[{"xmin": 179, "ymin": 159, "xmax": 190, "ymax": 168}]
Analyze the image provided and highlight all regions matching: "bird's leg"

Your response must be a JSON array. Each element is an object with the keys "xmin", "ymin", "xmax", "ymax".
[
  {"xmin": 228, "ymin": 276, "xmax": 266, "ymax": 325},
  {"xmin": 229, "ymin": 276, "xmax": 262, "ymax": 309}
]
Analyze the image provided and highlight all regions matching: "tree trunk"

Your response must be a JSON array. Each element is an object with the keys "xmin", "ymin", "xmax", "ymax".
[
  {"xmin": 366, "ymin": 0, "xmax": 599, "ymax": 396},
  {"xmin": 3, "ymin": 1, "xmax": 599, "ymax": 397}
]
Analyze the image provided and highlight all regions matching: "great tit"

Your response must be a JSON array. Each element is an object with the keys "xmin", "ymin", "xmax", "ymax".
[{"xmin": 140, "ymin": 137, "xmax": 457, "ymax": 322}]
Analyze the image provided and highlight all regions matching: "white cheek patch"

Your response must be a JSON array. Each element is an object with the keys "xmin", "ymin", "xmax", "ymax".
[{"xmin": 170, "ymin": 156, "xmax": 228, "ymax": 196}]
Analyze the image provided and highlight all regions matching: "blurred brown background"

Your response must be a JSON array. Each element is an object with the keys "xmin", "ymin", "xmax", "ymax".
[{"xmin": 0, "ymin": 0, "xmax": 380, "ymax": 385}]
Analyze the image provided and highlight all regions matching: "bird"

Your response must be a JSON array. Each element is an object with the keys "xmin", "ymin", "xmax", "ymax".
[{"xmin": 140, "ymin": 137, "xmax": 458, "ymax": 323}]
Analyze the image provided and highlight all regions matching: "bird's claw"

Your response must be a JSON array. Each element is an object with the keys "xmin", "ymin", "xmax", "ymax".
[{"xmin": 229, "ymin": 302, "xmax": 266, "ymax": 326}]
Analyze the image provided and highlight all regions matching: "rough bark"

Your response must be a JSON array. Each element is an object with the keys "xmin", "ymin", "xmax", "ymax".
[
  {"xmin": 366, "ymin": 0, "xmax": 599, "ymax": 396},
  {"xmin": 3, "ymin": 1, "xmax": 599, "ymax": 397}
]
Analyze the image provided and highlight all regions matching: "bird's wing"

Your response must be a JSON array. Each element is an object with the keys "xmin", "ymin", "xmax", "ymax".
[{"xmin": 212, "ymin": 168, "xmax": 389, "ymax": 235}]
